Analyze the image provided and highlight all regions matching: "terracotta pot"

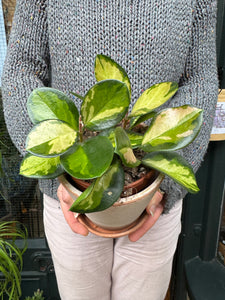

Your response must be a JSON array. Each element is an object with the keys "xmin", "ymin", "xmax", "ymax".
[
  {"xmin": 72, "ymin": 170, "xmax": 155, "ymax": 195},
  {"xmin": 58, "ymin": 171, "xmax": 164, "ymax": 237}
]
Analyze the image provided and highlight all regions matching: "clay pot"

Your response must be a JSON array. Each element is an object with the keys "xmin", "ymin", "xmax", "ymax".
[
  {"xmin": 58, "ymin": 171, "xmax": 164, "ymax": 237},
  {"xmin": 71, "ymin": 170, "xmax": 155, "ymax": 195}
]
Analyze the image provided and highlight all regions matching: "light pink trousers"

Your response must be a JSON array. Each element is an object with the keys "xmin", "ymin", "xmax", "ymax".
[{"xmin": 44, "ymin": 195, "xmax": 182, "ymax": 300}]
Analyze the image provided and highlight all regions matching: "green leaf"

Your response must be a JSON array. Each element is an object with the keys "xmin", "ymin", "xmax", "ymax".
[
  {"xmin": 99, "ymin": 128, "xmax": 116, "ymax": 147},
  {"xmin": 81, "ymin": 79, "xmax": 130, "ymax": 130},
  {"xmin": 95, "ymin": 54, "xmax": 131, "ymax": 94},
  {"xmin": 69, "ymin": 158, "xmax": 124, "ymax": 213},
  {"xmin": 27, "ymin": 87, "xmax": 79, "ymax": 130},
  {"xmin": 129, "ymin": 82, "xmax": 178, "ymax": 118},
  {"xmin": 26, "ymin": 120, "xmax": 77, "ymax": 156},
  {"xmin": 70, "ymin": 91, "xmax": 84, "ymax": 101},
  {"xmin": 60, "ymin": 136, "xmax": 114, "ymax": 179},
  {"xmin": 129, "ymin": 111, "xmax": 156, "ymax": 129},
  {"xmin": 142, "ymin": 105, "xmax": 203, "ymax": 152},
  {"xmin": 20, "ymin": 154, "xmax": 64, "ymax": 178},
  {"xmin": 99, "ymin": 129, "xmax": 143, "ymax": 149},
  {"xmin": 126, "ymin": 131, "xmax": 144, "ymax": 148},
  {"xmin": 114, "ymin": 127, "xmax": 141, "ymax": 167},
  {"xmin": 142, "ymin": 151, "xmax": 200, "ymax": 193}
]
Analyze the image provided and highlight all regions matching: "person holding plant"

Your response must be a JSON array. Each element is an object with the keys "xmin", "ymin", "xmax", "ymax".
[{"xmin": 2, "ymin": 1, "xmax": 218, "ymax": 300}]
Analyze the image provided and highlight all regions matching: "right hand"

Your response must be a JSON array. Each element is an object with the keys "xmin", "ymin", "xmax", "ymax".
[
  {"xmin": 57, "ymin": 184, "xmax": 89, "ymax": 236},
  {"xmin": 128, "ymin": 190, "xmax": 164, "ymax": 242}
]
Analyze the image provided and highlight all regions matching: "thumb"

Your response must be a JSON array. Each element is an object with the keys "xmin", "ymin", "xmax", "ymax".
[
  {"xmin": 57, "ymin": 184, "xmax": 89, "ymax": 236},
  {"xmin": 147, "ymin": 190, "xmax": 164, "ymax": 217}
]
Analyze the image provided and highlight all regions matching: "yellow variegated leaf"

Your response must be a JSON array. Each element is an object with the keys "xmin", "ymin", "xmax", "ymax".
[
  {"xmin": 20, "ymin": 154, "xmax": 64, "ymax": 178},
  {"xmin": 26, "ymin": 120, "xmax": 77, "ymax": 156},
  {"xmin": 129, "ymin": 82, "xmax": 178, "ymax": 118},
  {"xmin": 114, "ymin": 127, "xmax": 141, "ymax": 167},
  {"xmin": 95, "ymin": 54, "xmax": 131, "ymax": 94},
  {"xmin": 81, "ymin": 80, "xmax": 130, "ymax": 130},
  {"xmin": 69, "ymin": 158, "xmax": 124, "ymax": 213},
  {"xmin": 142, "ymin": 152, "xmax": 199, "ymax": 193},
  {"xmin": 27, "ymin": 87, "xmax": 79, "ymax": 130},
  {"xmin": 60, "ymin": 136, "xmax": 114, "ymax": 179},
  {"xmin": 142, "ymin": 105, "xmax": 203, "ymax": 152}
]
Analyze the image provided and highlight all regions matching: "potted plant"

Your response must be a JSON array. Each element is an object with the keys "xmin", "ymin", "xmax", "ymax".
[
  {"xmin": 0, "ymin": 221, "xmax": 27, "ymax": 300},
  {"xmin": 24, "ymin": 289, "xmax": 45, "ymax": 300},
  {"xmin": 19, "ymin": 55, "xmax": 203, "ymax": 236},
  {"xmin": 0, "ymin": 89, "xmax": 7, "ymax": 178}
]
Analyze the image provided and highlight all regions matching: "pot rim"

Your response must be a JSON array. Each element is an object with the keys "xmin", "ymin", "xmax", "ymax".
[
  {"xmin": 58, "ymin": 172, "xmax": 164, "ymax": 207},
  {"xmin": 113, "ymin": 172, "xmax": 164, "ymax": 206}
]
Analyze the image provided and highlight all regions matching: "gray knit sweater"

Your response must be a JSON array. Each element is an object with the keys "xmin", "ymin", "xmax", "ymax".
[{"xmin": 2, "ymin": 0, "xmax": 218, "ymax": 212}]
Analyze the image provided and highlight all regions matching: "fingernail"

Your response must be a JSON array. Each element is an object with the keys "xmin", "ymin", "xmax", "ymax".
[
  {"xmin": 149, "ymin": 204, "xmax": 156, "ymax": 217},
  {"xmin": 158, "ymin": 188, "xmax": 165, "ymax": 195}
]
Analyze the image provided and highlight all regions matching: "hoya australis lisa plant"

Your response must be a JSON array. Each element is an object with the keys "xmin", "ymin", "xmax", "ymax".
[{"xmin": 20, "ymin": 54, "xmax": 203, "ymax": 214}]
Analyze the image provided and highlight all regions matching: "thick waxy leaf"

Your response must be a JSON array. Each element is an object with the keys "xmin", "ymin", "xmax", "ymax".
[
  {"xmin": 95, "ymin": 54, "xmax": 131, "ymax": 94},
  {"xmin": 26, "ymin": 120, "xmax": 77, "ymax": 156},
  {"xmin": 69, "ymin": 158, "xmax": 124, "ymax": 213},
  {"xmin": 142, "ymin": 105, "xmax": 203, "ymax": 152},
  {"xmin": 20, "ymin": 154, "xmax": 64, "ymax": 179},
  {"xmin": 81, "ymin": 80, "xmax": 130, "ymax": 131},
  {"xmin": 115, "ymin": 127, "xmax": 141, "ymax": 167},
  {"xmin": 142, "ymin": 152, "xmax": 199, "ymax": 193},
  {"xmin": 129, "ymin": 82, "xmax": 178, "ymax": 118},
  {"xmin": 60, "ymin": 136, "xmax": 114, "ymax": 179},
  {"xmin": 126, "ymin": 131, "xmax": 144, "ymax": 148},
  {"xmin": 129, "ymin": 111, "xmax": 156, "ymax": 129},
  {"xmin": 70, "ymin": 91, "xmax": 84, "ymax": 101},
  {"xmin": 99, "ymin": 129, "xmax": 143, "ymax": 149},
  {"xmin": 27, "ymin": 87, "xmax": 79, "ymax": 130},
  {"xmin": 99, "ymin": 128, "xmax": 116, "ymax": 147}
]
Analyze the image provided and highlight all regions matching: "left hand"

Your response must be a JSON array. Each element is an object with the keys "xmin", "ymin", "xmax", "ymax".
[
  {"xmin": 128, "ymin": 190, "xmax": 164, "ymax": 242},
  {"xmin": 57, "ymin": 183, "xmax": 89, "ymax": 236}
]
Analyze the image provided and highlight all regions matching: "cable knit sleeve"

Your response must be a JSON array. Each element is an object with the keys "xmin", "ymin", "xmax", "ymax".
[
  {"xmin": 2, "ymin": 0, "xmax": 49, "ymax": 155},
  {"xmin": 161, "ymin": 0, "xmax": 218, "ymax": 212}
]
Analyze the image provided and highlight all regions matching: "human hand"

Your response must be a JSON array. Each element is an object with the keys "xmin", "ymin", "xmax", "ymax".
[
  {"xmin": 128, "ymin": 190, "xmax": 164, "ymax": 242},
  {"xmin": 57, "ymin": 184, "xmax": 89, "ymax": 236}
]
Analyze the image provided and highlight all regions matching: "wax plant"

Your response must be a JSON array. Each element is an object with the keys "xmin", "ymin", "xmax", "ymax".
[{"xmin": 20, "ymin": 55, "xmax": 203, "ymax": 213}]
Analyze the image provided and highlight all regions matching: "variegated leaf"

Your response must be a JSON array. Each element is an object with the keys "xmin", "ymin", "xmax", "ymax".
[
  {"xmin": 100, "ymin": 128, "xmax": 143, "ymax": 149},
  {"xmin": 95, "ymin": 54, "xmax": 131, "ymax": 94},
  {"xmin": 20, "ymin": 154, "xmax": 64, "ymax": 178},
  {"xmin": 129, "ymin": 111, "xmax": 156, "ymax": 129},
  {"xmin": 69, "ymin": 158, "xmax": 124, "ymax": 213},
  {"xmin": 99, "ymin": 128, "xmax": 116, "ymax": 147},
  {"xmin": 26, "ymin": 120, "xmax": 77, "ymax": 156},
  {"xmin": 142, "ymin": 105, "xmax": 203, "ymax": 152},
  {"xmin": 27, "ymin": 87, "xmax": 79, "ymax": 130},
  {"xmin": 81, "ymin": 79, "xmax": 130, "ymax": 130},
  {"xmin": 70, "ymin": 91, "xmax": 84, "ymax": 101},
  {"xmin": 129, "ymin": 82, "xmax": 178, "ymax": 118},
  {"xmin": 142, "ymin": 152, "xmax": 199, "ymax": 193},
  {"xmin": 126, "ymin": 131, "xmax": 144, "ymax": 148},
  {"xmin": 60, "ymin": 136, "xmax": 114, "ymax": 179},
  {"xmin": 115, "ymin": 127, "xmax": 141, "ymax": 167}
]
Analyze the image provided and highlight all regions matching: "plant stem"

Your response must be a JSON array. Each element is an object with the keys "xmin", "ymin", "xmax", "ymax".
[
  {"xmin": 122, "ymin": 113, "xmax": 129, "ymax": 129},
  {"xmin": 79, "ymin": 116, "xmax": 83, "ymax": 142}
]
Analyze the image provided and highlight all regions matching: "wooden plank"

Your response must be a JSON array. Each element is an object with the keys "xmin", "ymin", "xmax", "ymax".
[
  {"xmin": 2, "ymin": 0, "xmax": 17, "ymax": 41},
  {"xmin": 210, "ymin": 89, "xmax": 225, "ymax": 141}
]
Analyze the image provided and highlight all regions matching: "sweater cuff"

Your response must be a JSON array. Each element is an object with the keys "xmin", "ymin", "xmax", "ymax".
[{"xmin": 159, "ymin": 176, "xmax": 187, "ymax": 214}]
